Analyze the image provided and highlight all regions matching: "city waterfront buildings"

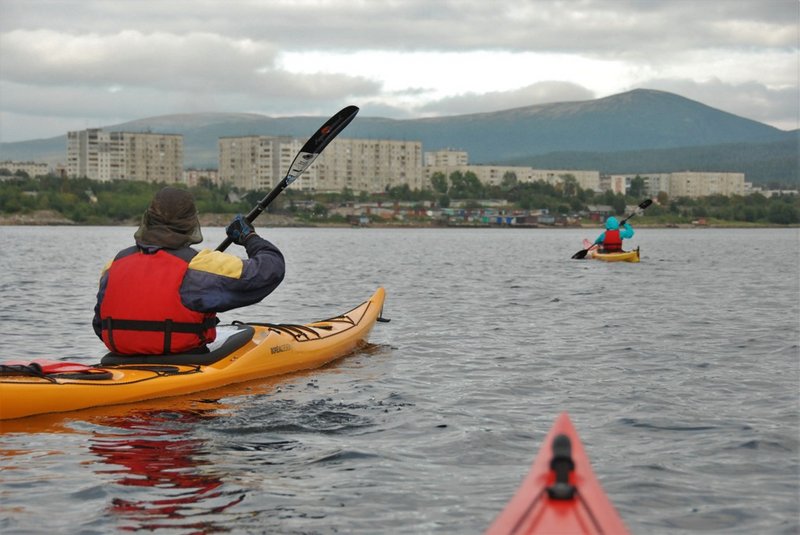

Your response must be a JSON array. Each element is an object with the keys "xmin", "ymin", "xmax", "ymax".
[{"xmin": 11, "ymin": 130, "xmax": 762, "ymax": 201}]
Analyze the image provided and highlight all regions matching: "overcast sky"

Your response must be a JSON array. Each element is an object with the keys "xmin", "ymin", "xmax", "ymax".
[{"xmin": 0, "ymin": 0, "xmax": 797, "ymax": 142}]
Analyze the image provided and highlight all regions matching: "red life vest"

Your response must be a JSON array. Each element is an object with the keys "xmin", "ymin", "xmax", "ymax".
[
  {"xmin": 603, "ymin": 229, "xmax": 623, "ymax": 252},
  {"xmin": 99, "ymin": 248, "xmax": 217, "ymax": 355}
]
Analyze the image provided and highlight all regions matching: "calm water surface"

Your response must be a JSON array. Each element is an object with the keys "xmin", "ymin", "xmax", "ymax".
[{"xmin": 0, "ymin": 226, "xmax": 798, "ymax": 534}]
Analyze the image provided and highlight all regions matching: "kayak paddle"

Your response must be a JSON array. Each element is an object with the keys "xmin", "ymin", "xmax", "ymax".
[
  {"xmin": 572, "ymin": 198, "xmax": 653, "ymax": 259},
  {"xmin": 216, "ymin": 105, "xmax": 360, "ymax": 252}
]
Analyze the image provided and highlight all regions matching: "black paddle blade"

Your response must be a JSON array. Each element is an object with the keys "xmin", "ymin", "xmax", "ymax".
[
  {"xmin": 301, "ymin": 105, "xmax": 359, "ymax": 157},
  {"xmin": 285, "ymin": 105, "xmax": 360, "ymax": 186},
  {"xmin": 639, "ymin": 199, "xmax": 653, "ymax": 210},
  {"xmin": 571, "ymin": 248, "xmax": 589, "ymax": 260}
]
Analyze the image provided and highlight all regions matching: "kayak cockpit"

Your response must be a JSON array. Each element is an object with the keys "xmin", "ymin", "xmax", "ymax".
[{"xmin": 100, "ymin": 324, "xmax": 255, "ymax": 366}]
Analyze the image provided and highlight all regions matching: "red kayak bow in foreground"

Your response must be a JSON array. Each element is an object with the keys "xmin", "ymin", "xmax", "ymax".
[{"xmin": 486, "ymin": 412, "xmax": 629, "ymax": 535}]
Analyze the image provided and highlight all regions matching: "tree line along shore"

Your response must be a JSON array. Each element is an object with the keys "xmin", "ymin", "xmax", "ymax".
[{"xmin": 0, "ymin": 174, "xmax": 797, "ymax": 227}]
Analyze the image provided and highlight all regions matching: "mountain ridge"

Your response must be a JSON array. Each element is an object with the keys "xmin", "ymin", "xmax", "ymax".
[{"xmin": 1, "ymin": 89, "xmax": 797, "ymax": 184}]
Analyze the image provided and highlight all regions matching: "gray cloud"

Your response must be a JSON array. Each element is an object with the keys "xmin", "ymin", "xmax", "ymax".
[
  {"xmin": 0, "ymin": 29, "xmax": 380, "ymax": 98},
  {"xmin": 1, "ymin": 30, "xmax": 277, "ymax": 89},
  {"xmin": 2, "ymin": 0, "xmax": 795, "ymax": 51},
  {"xmin": 0, "ymin": 0, "xmax": 797, "ymax": 141},
  {"xmin": 420, "ymin": 82, "xmax": 596, "ymax": 115}
]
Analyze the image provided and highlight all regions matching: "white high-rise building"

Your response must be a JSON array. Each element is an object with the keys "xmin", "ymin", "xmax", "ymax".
[
  {"xmin": 425, "ymin": 164, "xmax": 601, "ymax": 191},
  {"xmin": 218, "ymin": 137, "xmax": 423, "ymax": 193},
  {"xmin": 66, "ymin": 129, "xmax": 183, "ymax": 183},
  {"xmin": 218, "ymin": 136, "xmax": 304, "ymax": 191},
  {"xmin": 608, "ymin": 172, "xmax": 746, "ymax": 198},
  {"xmin": 0, "ymin": 161, "xmax": 50, "ymax": 178}
]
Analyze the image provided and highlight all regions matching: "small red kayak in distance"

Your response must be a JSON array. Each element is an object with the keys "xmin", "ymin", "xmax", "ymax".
[{"xmin": 486, "ymin": 412, "xmax": 630, "ymax": 535}]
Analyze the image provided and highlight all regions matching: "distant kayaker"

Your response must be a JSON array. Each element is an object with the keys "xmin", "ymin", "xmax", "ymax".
[
  {"xmin": 92, "ymin": 187, "xmax": 285, "ymax": 355},
  {"xmin": 593, "ymin": 216, "xmax": 634, "ymax": 253}
]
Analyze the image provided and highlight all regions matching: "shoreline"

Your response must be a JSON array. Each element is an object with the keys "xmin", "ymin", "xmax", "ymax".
[{"xmin": 0, "ymin": 211, "xmax": 794, "ymax": 229}]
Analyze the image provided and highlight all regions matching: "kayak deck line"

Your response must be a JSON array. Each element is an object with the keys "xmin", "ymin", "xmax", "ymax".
[
  {"xmin": 2, "ymin": 363, "xmax": 204, "ymax": 385},
  {"xmin": 253, "ymin": 316, "xmax": 353, "ymax": 340},
  {"xmin": 248, "ymin": 299, "xmax": 375, "ymax": 342},
  {"xmin": 486, "ymin": 412, "xmax": 629, "ymax": 535},
  {"xmin": 0, "ymin": 288, "xmax": 386, "ymax": 420}
]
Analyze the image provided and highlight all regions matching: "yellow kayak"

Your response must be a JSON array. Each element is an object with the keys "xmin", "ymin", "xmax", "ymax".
[
  {"xmin": 582, "ymin": 240, "xmax": 641, "ymax": 263},
  {"xmin": 0, "ymin": 288, "xmax": 386, "ymax": 420}
]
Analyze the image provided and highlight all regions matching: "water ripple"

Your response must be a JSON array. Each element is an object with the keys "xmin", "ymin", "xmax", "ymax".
[{"xmin": 1, "ymin": 227, "xmax": 798, "ymax": 534}]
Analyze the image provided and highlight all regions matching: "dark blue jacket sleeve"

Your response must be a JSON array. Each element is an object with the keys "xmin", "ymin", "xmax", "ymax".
[{"xmin": 179, "ymin": 235, "xmax": 285, "ymax": 313}]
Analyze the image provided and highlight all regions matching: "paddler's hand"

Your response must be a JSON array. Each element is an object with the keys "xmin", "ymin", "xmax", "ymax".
[{"xmin": 226, "ymin": 214, "xmax": 256, "ymax": 246}]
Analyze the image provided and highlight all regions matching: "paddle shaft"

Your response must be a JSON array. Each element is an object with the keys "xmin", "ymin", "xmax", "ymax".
[
  {"xmin": 216, "ymin": 105, "xmax": 360, "ymax": 252},
  {"xmin": 617, "ymin": 207, "xmax": 643, "ymax": 227}
]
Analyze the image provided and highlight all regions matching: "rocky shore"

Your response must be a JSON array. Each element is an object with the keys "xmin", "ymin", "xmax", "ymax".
[{"xmin": 0, "ymin": 210, "xmax": 77, "ymax": 225}]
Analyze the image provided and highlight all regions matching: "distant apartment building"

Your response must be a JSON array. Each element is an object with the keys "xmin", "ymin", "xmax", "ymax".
[
  {"xmin": 322, "ymin": 138, "xmax": 423, "ymax": 193},
  {"xmin": 0, "ymin": 160, "xmax": 50, "ymax": 178},
  {"xmin": 424, "ymin": 149, "xmax": 468, "ymax": 167},
  {"xmin": 425, "ymin": 164, "xmax": 601, "ymax": 191},
  {"xmin": 184, "ymin": 168, "xmax": 220, "ymax": 187},
  {"xmin": 219, "ymin": 136, "xmax": 423, "ymax": 193},
  {"xmin": 604, "ymin": 173, "xmax": 671, "ymax": 195},
  {"xmin": 601, "ymin": 174, "xmax": 626, "ymax": 195},
  {"xmin": 218, "ymin": 136, "xmax": 308, "ymax": 191},
  {"xmin": 608, "ymin": 171, "xmax": 746, "ymax": 198},
  {"xmin": 642, "ymin": 174, "xmax": 672, "ymax": 197},
  {"xmin": 66, "ymin": 128, "xmax": 183, "ymax": 183},
  {"xmin": 422, "ymin": 148, "xmax": 601, "ymax": 191},
  {"xmin": 668, "ymin": 171, "xmax": 745, "ymax": 198}
]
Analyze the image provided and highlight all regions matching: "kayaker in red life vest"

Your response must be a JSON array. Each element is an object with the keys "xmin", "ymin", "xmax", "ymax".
[
  {"xmin": 593, "ymin": 216, "xmax": 634, "ymax": 253},
  {"xmin": 92, "ymin": 187, "xmax": 285, "ymax": 355}
]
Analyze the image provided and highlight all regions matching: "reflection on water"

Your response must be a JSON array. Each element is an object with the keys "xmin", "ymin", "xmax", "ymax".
[{"xmin": 89, "ymin": 409, "xmax": 245, "ymax": 532}]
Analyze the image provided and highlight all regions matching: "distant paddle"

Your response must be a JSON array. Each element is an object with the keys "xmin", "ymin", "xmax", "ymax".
[
  {"xmin": 216, "ymin": 105, "xmax": 359, "ymax": 252},
  {"xmin": 572, "ymin": 198, "xmax": 653, "ymax": 259}
]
